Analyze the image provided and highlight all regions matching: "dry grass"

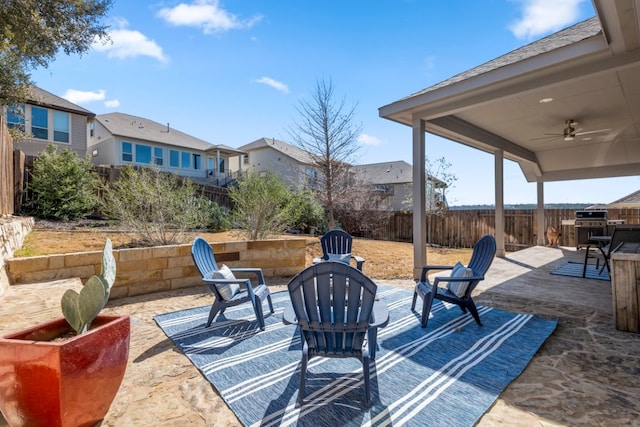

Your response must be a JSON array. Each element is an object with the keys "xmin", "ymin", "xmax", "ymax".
[{"xmin": 16, "ymin": 229, "xmax": 473, "ymax": 280}]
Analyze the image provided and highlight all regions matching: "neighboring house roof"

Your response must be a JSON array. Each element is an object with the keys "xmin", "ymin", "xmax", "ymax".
[
  {"xmin": 607, "ymin": 189, "xmax": 640, "ymax": 208},
  {"xmin": 205, "ymin": 143, "xmax": 246, "ymax": 157},
  {"xmin": 353, "ymin": 160, "xmax": 447, "ymax": 187},
  {"xmin": 352, "ymin": 161, "xmax": 413, "ymax": 185},
  {"xmin": 96, "ymin": 112, "xmax": 215, "ymax": 151},
  {"xmin": 238, "ymin": 137, "xmax": 315, "ymax": 165},
  {"xmin": 28, "ymin": 86, "xmax": 95, "ymax": 117}
]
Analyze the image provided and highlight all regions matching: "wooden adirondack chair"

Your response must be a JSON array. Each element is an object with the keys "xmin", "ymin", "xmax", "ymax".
[
  {"xmin": 191, "ymin": 237, "xmax": 274, "ymax": 329},
  {"xmin": 411, "ymin": 234, "xmax": 497, "ymax": 328},
  {"xmin": 313, "ymin": 229, "xmax": 365, "ymax": 271},
  {"xmin": 283, "ymin": 262, "xmax": 389, "ymax": 407}
]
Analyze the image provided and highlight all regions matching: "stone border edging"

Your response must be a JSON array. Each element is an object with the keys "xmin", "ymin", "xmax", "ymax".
[{"xmin": 6, "ymin": 238, "xmax": 306, "ymax": 299}]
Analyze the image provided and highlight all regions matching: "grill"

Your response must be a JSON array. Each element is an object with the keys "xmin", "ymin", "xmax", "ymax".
[{"xmin": 574, "ymin": 210, "xmax": 608, "ymax": 249}]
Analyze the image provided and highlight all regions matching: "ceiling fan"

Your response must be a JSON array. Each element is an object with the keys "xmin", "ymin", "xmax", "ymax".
[{"xmin": 531, "ymin": 120, "xmax": 612, "ymax": 142}]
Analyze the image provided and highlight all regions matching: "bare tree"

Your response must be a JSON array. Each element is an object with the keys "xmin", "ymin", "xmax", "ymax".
[
  {"xmin": 289, "ymin": 78, "xmax": 363, "ymax": 229},
  {"xmin": 402, "ymin": 156, "xmax": 457, "ymax": 244}
]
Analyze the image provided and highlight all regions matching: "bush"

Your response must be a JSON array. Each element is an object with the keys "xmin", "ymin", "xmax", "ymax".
[
  {"xmin": 228, "ymin": 171, "xmax": 295, "ymax": 240},
  {"xmin": 25, "ymin": 144, "xmax": 99, "ymax": 220},
  {"xmin": 198, "ymin": 198, "xmax": 230, "ymax": 232},
  {"xmin": 289, "ymin": 188, "xmax": 325, "ymax": 233},
  {"xmin": 101, "ymin": 166, "xmax": 222, "ymax": 245}
]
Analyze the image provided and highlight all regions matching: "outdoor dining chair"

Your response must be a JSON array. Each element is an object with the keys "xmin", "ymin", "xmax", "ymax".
[
  {"xmin": 411, "ymin": 234, "xmax": 497, "ymax": 328},
  {"xmin": 582, "ymin": 224, "xmax": 640, "ymax": 278},
  {"xmin": 283, "ymin": 262, "xmax": 389, "ymax": 407},
  {"xmin": 191, "ymin": 237, "xmax": 274, "ymax": 330},
  {"xmin": 313, "ymin": 229, "xmax": 365, "ymax": 271}
]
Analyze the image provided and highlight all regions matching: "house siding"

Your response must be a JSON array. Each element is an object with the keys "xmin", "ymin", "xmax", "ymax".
[
  {"xmin": 236, "ymin": 147, "xmax": 308, "ymax": 187},
  {"xmin": 15, "ymin": 109, "xmax": 89, "ymax": 158},
  {"xmin": 90, "ymin": 133, "xmax": 209, "ymax": 180},
  {"xmin": 70, "ymin": 113, "xmax": 88, "ymax": 157}
]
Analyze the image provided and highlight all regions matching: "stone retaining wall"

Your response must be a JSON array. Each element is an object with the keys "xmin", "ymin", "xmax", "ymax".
[
  {"xmin": 6, "ymin": 238, "xmax": 306, "ymax": 299},
  {"xmin": 0, "ymin": 216, "xmax": 34, "ymax": 296}
]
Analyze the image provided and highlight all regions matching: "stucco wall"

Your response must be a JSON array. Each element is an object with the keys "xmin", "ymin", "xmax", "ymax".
[{"xmin": 6, "ymin": 238, "xmax": 306, "ymax": 299}]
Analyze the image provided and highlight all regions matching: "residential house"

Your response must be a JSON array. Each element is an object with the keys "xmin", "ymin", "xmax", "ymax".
[
  {"xmin": 6, "ymin": 86, "xmax": 94, "ymax": 157},
  {"xmin": 606, "ymin": 190, "xmax": 640, "ymax": 209},
  {"xmin": 231, "ymin": 139, "xmax": 448, "ymax": 212},
  {"xmin": 352, "ymin": 160, "xmax": 448, "ymax": 211},
  {"xmin": 89, "ymin": 112, "xmax": 244, "ymax": 186},
  {"xmin": 229, "ymin": 137, "xmax": 319, "ymax": 188}
]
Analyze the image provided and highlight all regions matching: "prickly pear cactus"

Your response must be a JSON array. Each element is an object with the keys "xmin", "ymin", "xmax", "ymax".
[{"xmin": 61, "ymin": 239, "xmax": 116, "ymax": 334}]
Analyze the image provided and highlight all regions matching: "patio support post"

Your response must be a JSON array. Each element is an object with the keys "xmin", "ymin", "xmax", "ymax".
[
  {"xmin": 216, "ymin": 150, "xmax": 221, "ymax": 178},
  {"xmin": 413, "ymin": 117, "xmax": 427, "ymax": 280},
  {"xmin": 495, "ymin": 150, "xmax": 505, "ymax": 257},
  {"xmin": 537, "ymin": 181, "xmax": 545, "ymax": 246}
]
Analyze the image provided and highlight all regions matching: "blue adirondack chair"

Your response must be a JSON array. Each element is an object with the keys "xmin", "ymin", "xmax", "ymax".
[
  {"xmin": 411, "ymin": 234, "xmax": 497, "ymax": 328},
  {"xmin": 313, "ymin": 229, "xmax": 365, "ymax": 271},
  {"xmin": 191, "ymin": 237, "xmax": 274, "ymax": 330},
  {"xmin": 283, "ymin": 262, "xmax": 389, "ymax": 407}
]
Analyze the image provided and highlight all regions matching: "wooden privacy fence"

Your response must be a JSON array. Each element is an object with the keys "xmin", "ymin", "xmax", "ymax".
[
  {"xmin": 338, "ymin": 208, "xmax": 640, "ymax": 250},
  {"xmin": 0, "ymin": 119, "xmax": 24, "ymax": 215}
]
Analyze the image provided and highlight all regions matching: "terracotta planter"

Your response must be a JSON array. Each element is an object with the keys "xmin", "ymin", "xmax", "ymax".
[{"xmin": 0, "ymin": 314, "xmax": 130, "ymax": 427}]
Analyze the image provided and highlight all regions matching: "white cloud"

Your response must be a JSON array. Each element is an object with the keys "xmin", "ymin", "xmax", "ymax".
[
  {"xmin": 104, "ymin": 99, "xmax": 120, "ymax": 108},
  {"xmin": 93, "ymin": 19, "xmax": 167, "ymax": 63},
  {"xmin": 254, "ymin": 77, "xmax": 289, "ymax": 94},
  {"xmin": 509, "ymin": 0, "xmax": 586, "ymax": 39},
  {"xmin": 157, "ymin": 0, "xmax": 262, "ymax": 34},
  {"xmin": 357, "ymin": 134, "xmax": 383, "ymax": 146},
  {"xmin": 63, "ymin": 89, "xmax": 106, "ymax": 104}
]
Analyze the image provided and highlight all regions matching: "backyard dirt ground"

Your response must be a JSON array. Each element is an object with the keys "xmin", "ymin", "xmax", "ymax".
[{"xmin": 17, "ymin": 220, "xmax": 473, "ymax": 280}]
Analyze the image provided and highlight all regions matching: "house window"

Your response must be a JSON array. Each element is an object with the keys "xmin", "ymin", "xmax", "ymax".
[
  {"xmin": 193, "ymin": 154, "xmax": 201, "ymax": 170},
  {"xmin": 181, "ymin": 151, "xmax": 191, "ymax": 168},
  {"xmin": 218, "ymin": 158, "xmax": 225, "ymax": 173},
  {"xmin": 208, "ymin": 158, "xmax": 214, "ymax": 175},
  {"xmin": 243, "ymin": 154, "xmax": 249, "ymax": 165},
  {"xmin": 153, "ymin": 147, "xmax": 163, "ymax": 166},
  {"xmin": 136, "ymin": 145, "xmax": 152, "ymax": 164},
  {"xmin": 53, "ymin": 111, "xmax": 70, "ymax": 143},
  {"xmin": 170, "ymin": 150, "xmax": 179, "ymax": 168},
  {"xmin": 304, "ymin": 167, "xmax": 317, "ymax": 186},
  {"xmin": 122, "ymin": 142, "xmax": 133, "ymax": 162},
  {"xmin": 6, "ymin": 104, "xmax": 25, "ymax": 132},
  {"xmin": 31, "ymin": 106, "xmax": 48, "ymax": 139},
  {"xmin": 89, "ymin": 121, "xmax": 95, "ymax": 137}
]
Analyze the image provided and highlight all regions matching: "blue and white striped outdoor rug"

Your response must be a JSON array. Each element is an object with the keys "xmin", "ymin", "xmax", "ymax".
[
  {"xmin": 551, "ymin": 261, "xmax": 610, "ymax": 281},
  {"xmin": 154, "ymin": 286, "xmax": 557, "ymax": 427}
]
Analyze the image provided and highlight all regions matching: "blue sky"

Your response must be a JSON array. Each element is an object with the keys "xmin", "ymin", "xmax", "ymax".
[{"xmin": 31, "ymin": 0, "xmax": 640, "ymax": 206}]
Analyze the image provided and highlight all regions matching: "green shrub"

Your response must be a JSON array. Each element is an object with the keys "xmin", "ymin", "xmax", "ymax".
[
  {"xmin": 25, "ymin": 144, "xmax": 99, "ymax": 220},
  {"xmin": 101, "ymin": 166, "xmax": 221, "ymax": 245},
  {"xmin": 228, "ymin": 171, "xmax": 295, "ymax": 240},
  {"xmin": 289, "ymin": 188, "xmax": 325, "ymax": 233},
  {"xmin": 197, "ymin": 198, "xmax": 230, "ymax": 232}
]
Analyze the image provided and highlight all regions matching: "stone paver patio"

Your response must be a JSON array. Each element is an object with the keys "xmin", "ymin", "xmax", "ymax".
[{"xmin": 1, "ymin": 245, "xmax": 639, "ymax": 426}]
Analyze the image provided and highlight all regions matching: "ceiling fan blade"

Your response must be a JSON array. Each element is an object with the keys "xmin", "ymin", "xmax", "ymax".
[
  {"xmin": 575, "ymin": 128, "xmax": 612, "ymax": 136},
  {"xmin": 529, "ymin": 133, "xmax": 563, "ymax": 141}
]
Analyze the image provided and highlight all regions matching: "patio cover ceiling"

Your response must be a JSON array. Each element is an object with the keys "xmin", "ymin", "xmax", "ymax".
[{"xmin": 379, "ymin": 0, "xmax": 640, "ymax": 184}]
